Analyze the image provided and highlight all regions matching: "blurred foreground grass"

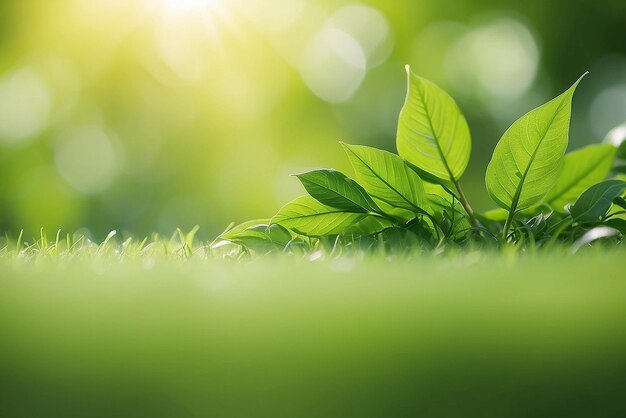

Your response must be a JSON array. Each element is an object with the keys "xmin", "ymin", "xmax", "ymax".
[{"xmin": 1, "ymin": 248, "xmax": 626, "ymax": 417}]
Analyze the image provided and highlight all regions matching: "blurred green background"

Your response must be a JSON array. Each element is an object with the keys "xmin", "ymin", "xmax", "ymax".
[{"xmin": 1, "ymin": 0, "xmax": 625, "ymax": 238}]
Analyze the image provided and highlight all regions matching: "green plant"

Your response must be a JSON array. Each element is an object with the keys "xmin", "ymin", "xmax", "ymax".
[{"xmin": 215, "ymin": 66, "xmax": 626, "ymax": 254}]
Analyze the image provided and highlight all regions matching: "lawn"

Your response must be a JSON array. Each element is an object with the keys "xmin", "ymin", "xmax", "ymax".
[{"xmin": 1, "ymin": 249, "xmax": 625, "ymax": 417}]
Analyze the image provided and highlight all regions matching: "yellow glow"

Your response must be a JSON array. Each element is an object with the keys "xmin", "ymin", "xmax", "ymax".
[
  {"xmin": 156, "ymin": 0, "xmax": 235, "ymax": 26},
  {"xmin": 160, "ymin": 0, "xmax": 223, "ymax": 13}
]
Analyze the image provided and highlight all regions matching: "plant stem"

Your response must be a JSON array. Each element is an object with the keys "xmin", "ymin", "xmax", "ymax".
[
  {"xmin": 502, "ymin": 209, "xmax": 515, "ymax": 239},
  {"xmin": 452, "ymin": 180, "xmax": 480, "ymax": 228}
]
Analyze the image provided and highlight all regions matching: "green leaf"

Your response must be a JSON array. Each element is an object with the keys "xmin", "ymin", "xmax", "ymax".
[
  {"xmin": 570, "ymin": 179, "xmax": 626, "ymax": 223},
  {"xmin": 343, "ymin": 216, "xmax": 395, "ymax": 236},
  {"xmin": 571, "ymin": 226, "xmax": 620, "ymax": 253},
  {"xmin": 546, "ymin": 144, "xmax": 616, "ymax": 212},
  {"xmin": 485, "ymin": 74, "xmax": 586, "ymax": 212},
  {"xmin": 423, "ymin": 182, "xmax": 463, "ymax": 217},
  {"xmin": 477, "ymin": 206, "xmax": 550, "ymax": 224},
  {"xmin": 341, "ymin": 143, "xmax": 426, "ymax": 213},
  {"xmin": 613, "ymin": 196, "xmax": 626, "ymax": 211},
  {"xmin": 604, "ymin": 218, "xmax": 626, "ymax": 235},
  {"xmin": 294, "ymin": 169, "xmax": 379, "ymax": 213},
  {"xmin": 214, "ymin": 219, "xmax": 271, "ymax": 242},
  {"xmin": 616, "ymin": 134, "xmax": 626, "ymax": 160},
  {"xmin": 403, "ymin": 160, "xmax": 458, "ymax": 198},
  {"xmin": 396, "ymin": 65, "xmax": 471, "ymax": 182},
  {"xmin": 613, "ymin": 164, "xmax": 626, "ymax": 175},
  {"xmin": 272, "ymin": 195, "xmax": 367, "ymax": 236},
  {"xmin": 371, "ymin": 199, "xmax": 417, "ymax": 222},
  {"xmin": 414, "ymin": 181, "xmax": 470, "ymax": 237},
  {"xmin": 224, "ymin": 223, "xmax": 294, "ymax": 253},
  {"xmin": 424, "ymin": 192, "xmax": 470, "ymax": 238},
  {"xmin": 478, "ymin": 208, "xmax": 509, "ymax": 223}
]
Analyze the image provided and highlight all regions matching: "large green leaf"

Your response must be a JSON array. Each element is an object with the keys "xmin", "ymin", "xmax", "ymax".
[
  {"xmin": 546, "ymin": 144, "xmax": 616, "ymax": 212},
  {"xmin": 294, "ymin": 169, "xmax": 379, "ymax": 213},
  {"xmin": 343, "ymin": 216, "xmax": 395, "ymax": 236},
  {"xmin": 396, "ymin": 66, "xmax": 471, "ymax": 182},
  {"xmin": 485, "ymin": 74, "xmax": 586, "ymax": 212},
  {"xmin": 341, "ymin": 143, "xmax": 425, "ymax": 213},
  {"xmin": 570, "ymin": 179, "xmax": 626, "ymax": 223},
  {"xmin": 272, "ymin": 195, "xmax": 367, "ymax": 236},
  {"xmin": 371, "ymin": 199, "xmax": 417, "ymax": 222}
]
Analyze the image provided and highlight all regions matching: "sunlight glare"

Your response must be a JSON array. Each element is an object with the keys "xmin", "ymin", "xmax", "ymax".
[
  {"xmin": 161, "ymin": 0, "xmax": 221, "ymax": 13},
  {"xmin": 155, "ymin": 0, "xmax": 235, "ymax": 30}
]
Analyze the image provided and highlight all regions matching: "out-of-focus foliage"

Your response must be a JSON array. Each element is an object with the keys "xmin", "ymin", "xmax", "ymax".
[{"xmin": 0, "ymin": 0, "xmax": 625, "ymax": 239}]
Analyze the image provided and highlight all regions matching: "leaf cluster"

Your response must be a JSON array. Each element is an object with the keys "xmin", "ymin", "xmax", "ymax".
[{"xmin": 215, "ymin": 67, "xmax": 626, "ymax": 254}]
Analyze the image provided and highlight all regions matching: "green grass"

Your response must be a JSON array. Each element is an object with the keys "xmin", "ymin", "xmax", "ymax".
[{"xmin": 1, "ymin": 236, "xmax": 626, "ymax": 417}]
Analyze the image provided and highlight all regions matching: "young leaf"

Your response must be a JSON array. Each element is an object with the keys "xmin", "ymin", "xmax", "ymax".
[
  {"xmin": 294, "ymin": 169, "xmax": 379, "ymax": 213},
  {"xmin": 224, "ymin": 224, "xmax": 294, "ymax": 253},
  {"xmin": 213, "ymin": 219, "xmax": 271, "ymax": 243},
  {"xmin": 570, "ymin": 179, "xmax": 626, "ymax": 223},
  {"xmin": 272, "ymin": 195, "xmax": 367, "ymax": 236},
  {"xmin": 341, "ymin": 143, "xmax": 426, "ymax": 213},
  {"xmin": 486, "ymin": 74, "xmax": 586, "ymax": 213},
  {"xmin": 396, "ymin": 65, "xmax": 471, "ymax": 182},
  {"xmin": 613, "ymin": 196, "xmax": 626, "ymax": 211},
  {"xmin": 546, "ymin": 144, "xmax": 616, "ymax": 212},
  {"xmin": 425, "ymin": 193, "xmax": 470, "ymax": 238}
]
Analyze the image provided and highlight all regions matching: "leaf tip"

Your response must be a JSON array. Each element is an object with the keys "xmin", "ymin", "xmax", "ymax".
[
  {"xmin": 572, "ymin": 71, "xmax": 589, "ymax": 89},
  {"xmin": 339, "ymin": 141, "xmax": 353, "ymax": 151}
]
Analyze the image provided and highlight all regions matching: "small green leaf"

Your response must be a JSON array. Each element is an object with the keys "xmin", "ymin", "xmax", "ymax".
[
  {"xmin": 341, "ymin": 143, "xmax": 426, "ymax": 213},
  {"xmin": 486, "ymin": 74, "xmax": 586, "ymax": 212},
  {"xmin": 423, "ymin": 182, "xmax": 463, "ymax": 217},
  {"xmin": 570, "ymin": 179, "xmax": 626, "ymax": 223},
  {"xmin": 294, "ymin": 169, "xmax": 379, "ymax": 213},
  {"xmin": 396, "ymin": 65, "xmax": 471, "ymax": 182},
  {"xmin": 546, "ymin": 144, "xmax": 616, "ymax": 212},
  {"xmin": 613, "ymin": 196, "xmax": 626, "ymax": 211},
  {"xmin": 416, "ymin": 182, "xmax": 470, "ymax": 237},
  {"xmin": 214, "ymin": 219, "xmax": 271, "ymax": 242},
  {"xmin": 272, "ymin": 195, "xmax": 366, "ymax": 236},
  {"xmin": 225, "ymin": 223, "xmax": 294, "ymax": 253},
  {"xmin": 425, "ymin": 192, "xmax": 470, "ymax": 238}
]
